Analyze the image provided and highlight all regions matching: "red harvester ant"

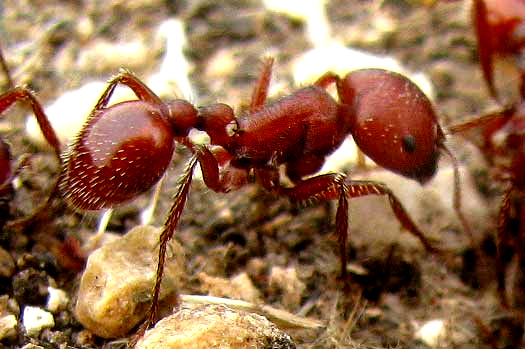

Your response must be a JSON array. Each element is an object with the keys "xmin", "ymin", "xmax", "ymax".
[
  {"xmin": 449, "ymin": 0, "xmax": 525, "ymax": 313},
  {"xmin": 60, "ymin": 55, "xmax": 469, "ymax": 344}
]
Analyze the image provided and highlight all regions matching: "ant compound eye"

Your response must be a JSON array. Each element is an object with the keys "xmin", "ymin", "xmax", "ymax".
[
  {"xmin": 402, "ymin": 134, "xmax": 417, "ymax": 153},
  {"xmin": 226, "ymin": 120, "xmax": 239, "ymax": 136}
]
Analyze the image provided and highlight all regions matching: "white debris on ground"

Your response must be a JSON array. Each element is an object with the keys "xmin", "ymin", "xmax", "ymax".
[{"xmin": 22, "ymin": 306, "xmax": 54, "ymax": 337}]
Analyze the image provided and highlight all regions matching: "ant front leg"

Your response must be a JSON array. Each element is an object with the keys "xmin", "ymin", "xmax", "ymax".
[
  {"xmin": 131, "ymin": 146, "xmax": 248, "ymax": 347},
  {"xmin": 0, "ymin": 88, "xmax": 62, "ymax": 230},
  {"xmin": 195, "ymin": 145, "xmax": 248, "ymax": 193},
  {"xmin": 131, "ymin": 156, "xmax": 198, "ymax": 347},
  {"xmin": 268, "ymin": 173, "xmax": 437, "ymax": 284},
  {"xmin": 0, "ymin": 87, "xmax": 61, "ymax": 158}
]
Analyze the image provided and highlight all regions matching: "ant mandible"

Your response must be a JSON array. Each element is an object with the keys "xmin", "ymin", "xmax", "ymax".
[
  {"xmin": 449, "ymin": 0, "xmax": 525, "ymax": 310},
  {"xmin": 61, "ymin": 57, "xmax": 461, "ymax": 343}
]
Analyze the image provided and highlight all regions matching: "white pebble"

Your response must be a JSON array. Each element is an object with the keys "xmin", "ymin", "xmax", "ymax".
[
  {"xmin": 22, "ymin": 306, "xmax": 55, "ymax": 337},
  {"xmin": 414, "ymin": 319, "xmax": 445, "ymax": 347},
  {"xmin": 46, "ymin": 286, "xmax": 69, "ymax": 313}
]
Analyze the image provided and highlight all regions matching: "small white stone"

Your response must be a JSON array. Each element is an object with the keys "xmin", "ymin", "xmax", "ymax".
[
  {"xmin": 22, "ymin": 306, "xmax": 55, "ymax": 337},
  {"xmin": 414, "ymin": 319, "xmax": 445, "ymax": 347},
  {"xmin": 46, "ymin": 287, "xmax": 69, "ymax": 313}
]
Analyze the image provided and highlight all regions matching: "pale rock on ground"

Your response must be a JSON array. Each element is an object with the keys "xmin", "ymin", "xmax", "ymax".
[
  {"xmin": 74, "ymin": 225, "xmax": 186, "ymax": 338},
  {"xmin": 135, "ymin": 304, "xmax": 295, "ymax": 349}
]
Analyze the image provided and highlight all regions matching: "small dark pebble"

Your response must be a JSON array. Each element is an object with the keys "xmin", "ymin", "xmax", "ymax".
[
  {"xmin": 0, "ymin": 246, "xmax": 15, "ymax": 278},
  {"xmin": 16, "ymin": 251, "xmax": 59, "ymax": 276},
  {"xmin": 12, "ymin": 268, "xmax": 49, "ymax": 305}
]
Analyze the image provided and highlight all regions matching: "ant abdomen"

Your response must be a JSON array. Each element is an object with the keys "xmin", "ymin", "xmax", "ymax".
[
  {"xmin": 342, "ymin": 69, "xmax": 443, "ymax": 184},
  {"xmin": 62, "ymin": 100, "xmax": 176, "ymax": 210}
]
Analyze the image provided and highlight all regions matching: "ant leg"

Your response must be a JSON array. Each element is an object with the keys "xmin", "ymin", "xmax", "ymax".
[
  {"xmin": 131, "ymin": 147, "xmax": 247, "ymax": 347},
  {"xmin": 195, "ymin": 145, "xmax": 248, "ymax": 193},
  {"xmin": 130, "ymin": 156, "xmax": 199, "ymax": 348},
  {"xmin": 472, "ymin": 0, "xmax": 499, "ymax": 102},
  {"xmin": 496, "ymin": 187, "xmax": 513, "ymax": 308},
  {"xmin": 314, "ymin": 72, "xmax": 355, "ymax": 104},
  {"xmin": 440, "ymin": 143, "xmax": 476, "ymax": 244},
  {"xmin": 313, "ymin": 71, "xmax": 339, "ymax": 89},
  {"xmin": 249, "ymin": 57, "xmax": 275, "ymax": 112},
  {"xmin": 448, "ymin": 109, "xmax": 512, "ymax": 136},
  {"xmin": 272, "ymin": 173, "xmax": 437, "ymax": 283},
  {"xmin": 514, "ymin": 200, "xmax": 525, "ymax": 311},
  {"xmin": 0, "ymin": 88, "xmax": 61, "ymax": 158},
  {"xmin": 0, "ymin": 88, "xmax": 62, "ymax": 230},
  {"xmin": 93, "ymin": 70, "xmax": 162, "ymax": 112}
]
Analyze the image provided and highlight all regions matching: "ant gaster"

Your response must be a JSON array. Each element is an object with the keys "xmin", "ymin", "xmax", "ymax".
[{"xmin": 61, "ymin": 57, "xmax": 464, "ymax": 344}]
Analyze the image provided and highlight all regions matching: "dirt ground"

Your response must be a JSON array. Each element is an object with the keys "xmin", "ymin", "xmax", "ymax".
[{"xmin": 0, "ymin": 0, "xmax": 521, "ymax": 348}]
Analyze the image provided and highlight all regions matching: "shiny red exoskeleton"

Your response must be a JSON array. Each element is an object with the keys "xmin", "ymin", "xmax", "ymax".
[
  {"xmin": 450, "ymin": 0, "xmax": 525, "ymax": 313},
  {"xmin": 61, "ymin": 58, "xmax": 462, "ymax": 343}
]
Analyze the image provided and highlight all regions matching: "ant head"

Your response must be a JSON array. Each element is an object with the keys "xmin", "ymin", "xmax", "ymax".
[
  {"xmin": 343, "ymin": 69, "xmax": 443, "ymax": 184},
  {"xmin": 196, "ymin": 103, "xmax": 236, "ymax": 147}
]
